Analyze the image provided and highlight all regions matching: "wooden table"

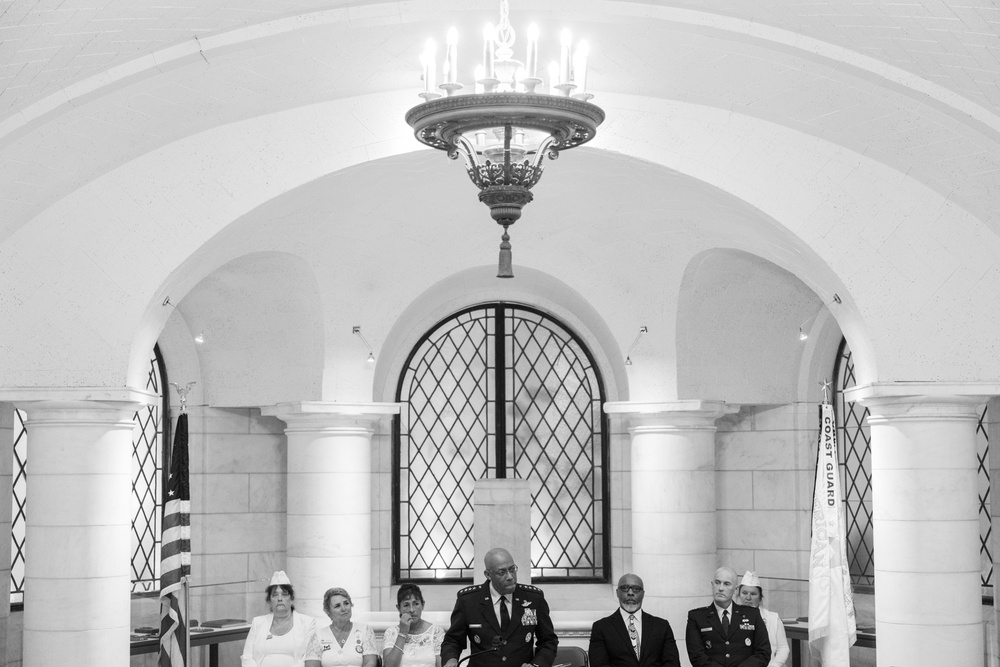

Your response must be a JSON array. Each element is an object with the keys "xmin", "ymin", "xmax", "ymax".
[
  {"xmin": 783, "ymin": 620, "xmax": 876, "ymax": 667},
  {"xmin": 129, "ymin": 624, "xmax": 250, "ymax": 666}
]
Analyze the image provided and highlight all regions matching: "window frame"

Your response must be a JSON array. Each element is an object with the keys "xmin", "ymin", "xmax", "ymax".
[{"xmin": 392, "ymin": 302, "xmax": 610, "ymax": 584}]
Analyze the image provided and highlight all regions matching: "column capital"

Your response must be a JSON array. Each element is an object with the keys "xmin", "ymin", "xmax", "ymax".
[
  {"xmin": 845, "ymin": 381, "xmax": 1000, "ymax": 404},
  {"xmin": 0, "ymin": 386, "xmax": 156, "ymax": 413},
  {"xmin": 261, "ymin": 401, "xmax": 401, "ymax": 432},
  {"xmin": 604, "ymin": 400, "xmax": 738, "ymax": 430},
  {"xmin": 844, "ymin": 382, "xmax": 995, "ymax": 421},
  {"xmin": 0, "ymin": 387, "xmax": 154, "ymax": 426}
]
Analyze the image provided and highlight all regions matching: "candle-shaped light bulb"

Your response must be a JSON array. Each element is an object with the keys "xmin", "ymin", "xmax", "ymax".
[
  {"xmin": 446, "ymin": 27, "xmax": 458, "ymax": 84},
  {"xmin": 559, "ymin": 29, "xmax": 572, "ymax": 84},
  {"xmin": 475, "ymin": 64, "xmax": 485, "ymax": 94},
  {"xmin": 548, "ymin": 61, "xmax": 560, "ymax": 94},
  {"xmin": 423, "ymin": 39, "xmax": 437, "ymax": 92},
  {"xmin": 573, "ymin": 40, "xmax": 589, "ymax": 93},
  {"xmin": 526, "ymin": 23, "xmax": 539, "ymax": 78},
  {"xmin": 483, "ymin": 23, "xmax": 496, "ymax": 80}
]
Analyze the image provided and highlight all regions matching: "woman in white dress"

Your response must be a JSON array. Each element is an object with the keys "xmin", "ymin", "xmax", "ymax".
[
  {"xmin": 382, "ymin": 584, "xmax": 445, "ymax": 667},
  {"xmin": 308, "ymin": 588, "xmax": 380, "ymax": 667},
  {"xmin": 737, "ymin": 571, "xmax": 789, "ymax": 667},
  {"xmin": 241, "ymin": 570, "xmax": 322, "ymax": 667}
]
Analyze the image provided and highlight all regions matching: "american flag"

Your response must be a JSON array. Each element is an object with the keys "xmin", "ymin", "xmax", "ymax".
[{"xmin": 159, "ymin": 412, "xmax": 191, "ymax": 667}]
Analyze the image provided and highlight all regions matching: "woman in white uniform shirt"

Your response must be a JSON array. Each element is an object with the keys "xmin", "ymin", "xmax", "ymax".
[
  {"xmin": 737, "ymin": 571, "xmax": 789, "ymax": 667},
  {"xmin": 241, "ymin": 571, "xmax": 322, "ymax": 667},
  {"xmin": 308, "ymin": 587, "xmax": 379, "ymax": 667}
]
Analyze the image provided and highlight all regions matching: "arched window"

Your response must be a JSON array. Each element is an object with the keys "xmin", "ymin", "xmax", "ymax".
[
  {"xmin": 10, "ymin": 345, "xmax": 168, "ymax": 602},
  {"xmin": 394, "ymin": 303, "xmax": 609, "ymax": 582},
  {"xmin": 833, "ymin": 338, "xmax": 992, "ymax": 592}
]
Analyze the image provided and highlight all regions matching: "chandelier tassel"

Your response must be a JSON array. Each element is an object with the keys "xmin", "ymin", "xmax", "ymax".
[{"xmin": 497, "ymin": 225, "xmax": 513, "ymax": 278}]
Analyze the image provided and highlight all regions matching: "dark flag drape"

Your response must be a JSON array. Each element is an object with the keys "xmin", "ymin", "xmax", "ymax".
[{"xmin": 159, "ymin": 412, "xmax": 191, "ymax": 667}]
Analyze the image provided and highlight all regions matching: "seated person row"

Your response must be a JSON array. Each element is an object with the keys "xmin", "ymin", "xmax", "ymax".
[
  {"xmin": 243, "ymin": 561, "xmax": 783, "ymax": 667},
  {"xmin": 242, "ymin": 573, "xmax": 443, "ymax": 667}
]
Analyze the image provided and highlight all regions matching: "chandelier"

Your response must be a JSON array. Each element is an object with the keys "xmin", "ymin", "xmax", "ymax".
[{"xmin": 405, "ymin": 0, "xmax": 605, "ymax": 278}]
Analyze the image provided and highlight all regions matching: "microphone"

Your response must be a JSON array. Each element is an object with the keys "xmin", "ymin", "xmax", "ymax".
[{"xmin": 457, "ymin": 636, "xmax": 504, "ymax": 666}]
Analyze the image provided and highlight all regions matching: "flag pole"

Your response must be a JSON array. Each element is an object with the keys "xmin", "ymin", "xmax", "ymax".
[{"xmin": 184, "ymin": 575, "xmax": 191, "ymax": 664}]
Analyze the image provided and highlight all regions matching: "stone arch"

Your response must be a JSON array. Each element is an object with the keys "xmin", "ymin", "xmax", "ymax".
[
  {"xmin": 676, "ymin": 248, "xmax": 849, "ymax": 404},
  {"xmin": 374, "ymin": 266, "xmax": 628, "ymax": 405}
]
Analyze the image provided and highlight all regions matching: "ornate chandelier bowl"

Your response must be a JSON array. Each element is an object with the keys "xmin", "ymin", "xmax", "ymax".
[
  {"xmin": 405, "ymin": 93, "xmax": 604, "ymax": 277},
  {"xmin": 405, "ymin": 93, "xmax": 604, "ymax": 155}
]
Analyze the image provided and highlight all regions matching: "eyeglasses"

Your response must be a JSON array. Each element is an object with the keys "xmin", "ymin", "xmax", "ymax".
[
  {"xmin": 618, "ymin": 585, "xmax": 643, "ymax": 593},
  {"xmin": 489, "ymin": 565, "xmax": 518, "ymax": 577}
]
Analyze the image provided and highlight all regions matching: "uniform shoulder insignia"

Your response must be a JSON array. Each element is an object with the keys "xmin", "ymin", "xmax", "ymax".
[
  {"xmin": 457, "ymin": 584, "xmax": 480, "ymax": 596},
  {"xmin": 517, "ymin": 583, "xmax": 542, "ymax": 594}
]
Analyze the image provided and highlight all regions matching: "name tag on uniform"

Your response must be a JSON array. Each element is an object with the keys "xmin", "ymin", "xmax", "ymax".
[
  {"xmin": 470, "ymin": 624, "xmax": 482, "ymax": 629},
  {"xmin": 700, "ymin": 627, "xmax": 712, "ymax": 632}
]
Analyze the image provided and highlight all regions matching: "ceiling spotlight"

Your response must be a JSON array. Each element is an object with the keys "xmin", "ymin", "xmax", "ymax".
[
  {"xmin": 194, "ymin": 332, "xmax": 205, "ymax": 344},
  {"xmin": 624, "ymin": 326, "xmax": 648, "ymax": 367},
  {"xmin": 797, "ymin": 294, "xmax": 841, "ymax": 342},
  {"xmin": 353, "ymin": 326, "xmax": 376, "ymax": 364}
]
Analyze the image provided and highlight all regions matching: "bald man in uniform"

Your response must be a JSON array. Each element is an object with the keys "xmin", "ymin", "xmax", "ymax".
[
  {"xmin": 442, "ymin": 547, "xmax": 558, "ymax": 667},
  {"xmin": 685, "ymin": 566, "xmax": 770, "ymax": 667}
]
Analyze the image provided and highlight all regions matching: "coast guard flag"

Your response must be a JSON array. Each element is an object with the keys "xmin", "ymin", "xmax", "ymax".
[
  {"xmin": 808, "ymin": 400, "xmax": 857, "ymax": 666},
  {"xmin": 159, "ymin": 412, "xmax": 191, "ymax": 667}
]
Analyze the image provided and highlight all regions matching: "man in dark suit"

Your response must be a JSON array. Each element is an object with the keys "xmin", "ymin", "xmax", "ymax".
[
  {"xmin": 685, "ymin": 566, "xmax": 770, "ymax": 667},
  {"xmin": 442, "ymin": 547, "xmax": 558, "ymax": 667},
  {"xmin": 588, "ymin": 573, "xmax": 680, "ymax": 667}
]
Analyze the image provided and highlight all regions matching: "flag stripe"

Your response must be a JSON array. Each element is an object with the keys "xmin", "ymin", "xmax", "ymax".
[{"xmin": 160, "ymin": 412, "xmax": 191, "ymax": 667}]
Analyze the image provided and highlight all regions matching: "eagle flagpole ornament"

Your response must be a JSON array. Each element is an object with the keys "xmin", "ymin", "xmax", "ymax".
[{"xmin": 405, "ymin": 0, "xmax": 604, "ymax": 278}]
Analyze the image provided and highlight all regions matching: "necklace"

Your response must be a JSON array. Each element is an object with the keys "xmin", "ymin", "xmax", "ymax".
[{"xmin": 332, "ymin": 622, "xmax": 353, "ymax": 647}]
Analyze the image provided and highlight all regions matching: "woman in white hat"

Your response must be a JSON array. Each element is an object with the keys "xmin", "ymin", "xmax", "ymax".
[
  {"xmin": 737, "ymin": 571, "xmax": 789, "ymax": 667},
  {"xmin": 241, "ymin": 570, "xmax": 322, "ymax": 667}
]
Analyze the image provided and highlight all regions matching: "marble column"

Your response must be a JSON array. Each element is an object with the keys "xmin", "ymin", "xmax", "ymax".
[
  {"xmin": 604, "ymin": 400, "xmax": 737, "ymax": 624},
  {"xmin": 261, "ymin": 402, "xmax": 399, "ymax": 617},
  {"xmin": 847, "ymin": 383, "xmax": 992, "ymax": 667},
  {"xmin": 9, "ymin": 395, "xmax": 146, "ymax": 667}
]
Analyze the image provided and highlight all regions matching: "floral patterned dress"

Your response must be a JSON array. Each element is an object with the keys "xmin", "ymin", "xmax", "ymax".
[{"xmin": 382, "ymin": 623, "xmax": 446, "ymax": 667}]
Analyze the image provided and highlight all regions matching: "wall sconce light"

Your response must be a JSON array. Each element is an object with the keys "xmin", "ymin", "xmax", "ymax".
[
  {"xmin": 624, "ymin": 326, "xmax": 648, "ymax": 366},
  {"xmin": 353, "ymin": 326, "xmax": 376, "ymax": 363},
  {"xmin": 798, "ymin": 294, "xmax": 842, "ymax": 341}
]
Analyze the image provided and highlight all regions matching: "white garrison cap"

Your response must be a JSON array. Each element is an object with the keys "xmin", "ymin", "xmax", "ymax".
[
  {"xmin": 270, "ymin": 570, "xmax": 292, "ymax": 586},
  {"xmin": 739, "ymin": 571, "xmax": 761, "ymax": 588}
]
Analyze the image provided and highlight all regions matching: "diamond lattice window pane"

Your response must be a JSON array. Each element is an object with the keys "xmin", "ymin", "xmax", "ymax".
[
  {"xmin": 396, "ymin": 305, "xmax": 607, "ymax": 581},
  {"xmin": 130, "ymin": 349, "xmax": 165, "ymax": 593},
  {"xmin": 835, "ymin": 341, "xmax": 875, "ymax": 587}
]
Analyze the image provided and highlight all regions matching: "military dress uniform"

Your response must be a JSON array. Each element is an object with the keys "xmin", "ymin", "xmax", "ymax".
[
  {"xmin": 441, "ymin": 581, "xmax": 558, "ymax": 667},
  {"xmin": 684, "ymin": 603, "xmax": 770, "ymax": 667}
]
